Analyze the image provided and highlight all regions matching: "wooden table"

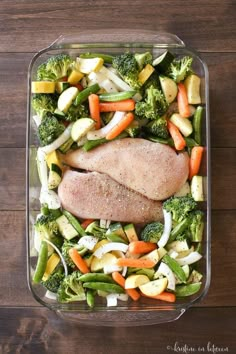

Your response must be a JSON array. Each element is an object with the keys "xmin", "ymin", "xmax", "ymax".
[{"xmin": 0, "ymin": 1, "xmax": 235, "ymax": 353}]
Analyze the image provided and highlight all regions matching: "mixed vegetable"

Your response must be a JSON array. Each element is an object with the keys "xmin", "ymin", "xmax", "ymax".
[{"xmin": 31, "ymin": 49, "xmax": 205, "ymax": 307}]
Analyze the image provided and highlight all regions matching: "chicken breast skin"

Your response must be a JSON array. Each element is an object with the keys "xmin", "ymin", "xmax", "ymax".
[
  {"xmin": 63, "ymin": 138, "xmax": 189, "ymax": 201},
  {"xmin": 58, "ymin": 170, "xmax": 163, "ymax": 223}
]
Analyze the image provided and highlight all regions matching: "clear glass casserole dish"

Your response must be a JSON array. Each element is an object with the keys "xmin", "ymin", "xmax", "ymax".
[{"xmin": 26, "ymin": 30, "xmax": 211, "ymax": 325}]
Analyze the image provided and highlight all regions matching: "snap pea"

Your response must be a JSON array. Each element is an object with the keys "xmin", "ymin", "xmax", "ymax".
[
  {"xmin": 99, "ymin": 91, "xmax": 136, "ymax": 102},
  {"xmin": 106, "ymin": 233, "xmax": 128, "ymax": 244},
  {"xmin": 82, "ymin": 138, "xmax": 107, "ymax": 152},
  {"xmin": 169, "ymin": 218, "xmax": 191, "ymax": 243},
  {"xmin": 33, "ymin": 240, "xmax": 48, "ymax": 283},
  {"xmin": 175, "ymin": 282, "xmax": 202, "ymax": 297},
  {"xmin": 62, "ymin": 210, "xmax": 86, "ymax": 236},
  {"xmin": 163, "ymin": 254, "xmax": 187, "ymax": 283},
  {"xmin": 86, "ymin": 289, "xmax": 96, "ymax": 308},
  {"xmin": 74, "ymin": 83, "xmax": 100, "ymax": 106},
  {"xmin": 80, "ymin": 52, "xmax": 114, "ymax": 64},
  {"xmin": 148, "ymin": 136, "xmax": 174, "ymax": 147},
  {"xmin": 83, "ymin": 282, "xmax": 124, "ymax": 294},
  {"xmin": 79, "ymin": 273, "xmax": 115, "ymax": 283},
  {"xmin": 193, "ymin": 106, "xmax": 203, "ymax": 145},
  {"xmin": 184, "ymin": 137, "xmax": 199, "ymax": 147}
]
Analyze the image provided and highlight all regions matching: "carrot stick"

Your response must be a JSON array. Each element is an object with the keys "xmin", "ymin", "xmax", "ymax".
[
  {"xmin": 69, "ymin": 248, "xmax": 90, "ymax": 274},
  {"xmin": 128, "ymin": 241, "xmax": 157, "ymax": 255},
  {"xmin": 116, "ymin": 258, "xmax": 155, "ymax": 269},
  {"xmin": 106, "ymin": 112, "xmax": 134, "ymax": 140},
  {"xmin": 88, "ymin": 94, "xmax": 101, "ymax": 129},
  {"xmin": 112, "ymin": 271, "xmax": 141, "ymax": 301},
  {"xmin": 167, "ymin": 120, "xmax": 186, "ymax": 151},
  {"xmin": 141, "ymin": 291, "xmax": 176, "ymax": 303},
  {"xmin": 177, "ymin": 83, "xmax": 191, "ymax": 118},
  {"xmin": 81, "ymin": 219, "xmax": 94, "ymax": 229},
  {"xmin": 189, "ymin": 146, "xmax": 204, "ymax": 180},
  {"xmin": 99, "ymin": 99, "xmax": 135, "ymax": 112}
]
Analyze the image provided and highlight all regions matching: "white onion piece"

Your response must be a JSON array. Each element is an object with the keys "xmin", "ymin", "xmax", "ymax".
[
  {"xmin": 100, "ymin": 219, "xmax": 107, "ymax": 228},
  {"xmin": 40, "ymin": 188, "xmax": 61, "ymax": 210},
  {"xmin": 87, "ymin": 111, "xmax": 126, "ymax": 140},
  {"xmin": 117, "ymin": 293, "xmax": 129, "ymax": 302},
  {"xmin": 176, "ymin": 251, "xmax": 202, "ymax": 266},
  {"xmin": 41, "ymin": 123, "xmax": 73, "ymax": 154},
  {"xmin": 168, "ymin": 250, "xmax": 179, "ymax": 259},
  {"xmin": 78, "ymin": 235, "xmax": 98, "ymax": 251},
  {"xmin": 103, "ymin": 265, "xmax": 122, "ymax": 274},
  {"xmin": 158, "ymin": 262, "xmax": 175, "ymax": 291},
  {"xmin": 100, "ymin": 79, "xmax": 119, "ymax": 93},
  {"xmin": 100, "ymin": 66, "xmax": 132, "ymax": 92},
  {"xmin": 93, "ymin": 242, "xmax": 128, "ymax": 259},
  {"xmin": 106, "ymin": 294, "xmax": 118, "ymax": 307},
  {"xmin": 44, "ymin": 239, "xmax": 68, "ymax": 277},
  {"xmin": 37, "ymin": 148, "xmax": 48, "ymax": 189},
  {"xmin": 33, "ymin": 114, "xmax": 42, "ymax": 127},
  {"xmin": 158, "ymin": 210, "xmax": 172, "ymax": 248},
  {"xmin": 45, "ymin": 290, "xmax": 57, "ymax": 300},
  {"xmin": 115, "ymin": 251, "xmax": 128, "ymax": 277}
]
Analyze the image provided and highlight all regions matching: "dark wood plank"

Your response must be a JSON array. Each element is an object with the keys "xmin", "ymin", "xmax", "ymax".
[
  {"xmin": 0, "ymin": 1, "xmax": 235, "ymax": 52},
  {"xmin": 0, "ymin": 210, "xmax": 235, "ymax": 307},
  {"xmin": 0, "ymin": 52, "xmax": 236, "ymax": 148},
  {"xmin": 0, "ymin": 307, "xmax": 235, "ymax": 353}
]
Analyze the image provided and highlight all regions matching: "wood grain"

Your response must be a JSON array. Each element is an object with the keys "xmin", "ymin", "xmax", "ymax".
[
  {"xmin": 0, "ymin": 307, "xmax": 235, "ymax": 353},
  {"xmin": 0, "ymin": 1, "xmax": 235, "ymax": 52}
]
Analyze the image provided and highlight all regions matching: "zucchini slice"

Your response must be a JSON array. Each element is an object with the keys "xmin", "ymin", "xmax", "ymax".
[
  {"xmin": 191, "ymin": 175, "xmax": 204, "ymax": 201},
  {"xmin": 159, "ymin": 75, "xmax": 178, "ymax": 103},
  {"xmin": 48, "ymin": 163, "xmax": 62, "ymax": 189},
  {"xmin": 152, "ymin": 51, "xmax": 174, "ymax": 72},
  {"xmin": 57, "ymin": 86, "xmax": 79, "ymax": 113},
  {"xmin": 71, "ymin": 118, "xmax": 96, "ymax": 142}
]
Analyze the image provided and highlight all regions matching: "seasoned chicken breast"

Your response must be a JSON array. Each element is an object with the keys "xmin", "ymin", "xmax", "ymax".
[
  {"xmin": 63, "ymin": 138, "xmax": 189, "ymax": 200},
  {"xmin": 58, "ymin": 170, "xmax": 163, "ymax": 223}
]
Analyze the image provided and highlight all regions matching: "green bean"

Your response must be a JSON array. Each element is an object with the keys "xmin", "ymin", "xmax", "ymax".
[
  {"xmin": 184, "ymin": 137, "xmax": 199, "ymax": 147},
  {"xmin": 148, "ymin": 136, "xmax": 174, "ymax": 147},
  {"xmin": 169, "ymin": 218, "xmax": 191, "ymax": 242},
  {"xmin": 83, "ymin": 282, "xmax": 124, "ymax": 294},
  {"xmin": 62, "ymin": 210, "xmax": 85, "ymax": 236},
  {"xmin": 175, "ymin": 282, "xmax": 202, "ymax": 297},
  {"xmin": 193, "ymin": 106, "xmax": 203, "ymax": 145},
  {"xmin": 80, "ymin": 52, "xmax": 114, "ymax": 64},
  {"xmin": 74, "ymin": 83, "xmax": 100, "ymax": 106},
  {"xmin": 33, "ymin": 241, "xmax": 48, "ymax": 283},
  {"xmin": 86, "ymin": 289, "xmax": 96, "ymax": 308},
  {"xmin": 99, "ymin": 91, "xmax": 136, "ymax": 102},
  {"xmin": 106, "ymin": 233, "xmax": 128, "ymax": 244},
  {"xmin": 195, "ymin": 242, "xmax": 202, "ymax": 254},
  {"xmin": 79, "ymin": 273, "xmax": 115, "ymax": 283},
  {"xmin": 163, "ymin": 254, "xmax": 187, "ymax": 283},
  {"xmin": 82, "ymin": 138, "xmax": 107, "ymax": 152}
]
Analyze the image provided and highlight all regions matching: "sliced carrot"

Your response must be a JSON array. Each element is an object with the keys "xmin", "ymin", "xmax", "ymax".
[
  {"xmin": 141, "ymin": 291, "xmax": 176, "ymax": 303},
  {"xmin": 116, "ymin": 258, "xmax": 155, "ymax": 269},
  {"xmin": 128, "ymin": 241, "xmax": 157, "ymax": 255},
  {"xmin": 69, "ymin": 248, "xmax": 89, "ymax": 274},
  {"xmin": 177, "ymin": 83, "xmax": 191, "ymax": 118},
  {"xmin": 88, "ymin": 94, "xmax": 101, "ymax": 129},
  {"xmin": 106, "ymin": 112, "xmax": 134, "ymax": 140},
  {"xmin": 167, "ymin": 120, "xmax": 186, "ymax": 151},
  {"xmin": 99, "ymin": 99, "xmax": 135, "ymax": 112},
  {"xmin": 112, "ymin": 271, "xmax": 140, "ymax": 301},
  {"xmin": 81, "ymin": 219, "xmax": 94, "ymax": 229},
  {"xmin": 189, "ymin": 146, "xmax": 204, "ymax": 180}
]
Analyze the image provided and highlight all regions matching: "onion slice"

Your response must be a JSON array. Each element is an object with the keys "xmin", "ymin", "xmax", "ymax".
[
  {"xmin": 44, "ymin": 239, "xmax": 68, "ymax": 277},
  {"xmin": 176, "ymin": 251, "xmax": 202, "ymax": 266},
  {"xmin": 40, "ymin": 188, "xmax": 61, "ymax": 210},
  {"xmin": 93, "ymin": 242, "xmax": 128, "ymax": 259},
  {"xmin": 87, "ymin": 111, "xmax": 126, "ymax": 140},
  {"xmin": 158, "ymin": 262, "xmax": 176, "ymax": 291},
  {"xmin": 45, "ymin": 290, "xmax": 57, "ymax": 300},
  {"xmin": 103, "ymin": 265, "xmax": 122, "ymax": 274},
  {"xmin": 158, "ymin": 210, "xmax": 172, "ymax": 248},
  {"xmin": 78, "ymin": 235, "xmax": 98, "ymax": 251}
]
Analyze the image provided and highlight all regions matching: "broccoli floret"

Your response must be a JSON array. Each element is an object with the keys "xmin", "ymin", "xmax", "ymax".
[
  {"xmin": 32, "ymin": 94, "xmax": 58, "ymax": 118},
  {"xmin": 61, "ymin": 240, "xmax": 87, "ymax": 268},
  {"xmin": 125, "ymin": 120, "xmax": 141, "ymax": 138},
  {"xmin": 85, "ymin": 221, "xmax": 106, "ymax": 239},
  {"xmin": 38, "ymin": 113, "xmax": 65, "ymax": 146},
  {"xmin": 166, "ymin": 56, "xmax": 193, "ymax": 83},
  {"xmin": 57, "ymin": 271, "xmax": 86, "ymax": 303},
  {"xmin": 41, "ymin": 266, "xmax": 64, "ymax": 293},
  {"xmin": 134, "ymin": 52, "xmax": 153, "ymax": 70},
  {"xmin": 112, "ymin": 52, "xmax": 141, "ymax": 90},
  {"xmin": 35, "ymin": 214, "xmax": 60, "ymax": 240},
  {"xmin": 135, "ymin": 85, "xmax": 168, "ymax": 120},
  {"xmin": 37, "ymin": 54, "xmax": 74, "ymax": 81},
  {"xmin": 144, "ymin": 118, "xmax": 169, "ymax": 138},
  {"xmin": 163, "ymin": 196, "xmax": 197, "ymax": 223},
  {"xmin": 65, "ymin": 103, "xmax": 88, "ymax": 122},
  {"xmin": 141, "ymin": 222, "xmax": 164, "ymax": 243},
  {"xmin": 189, "ymin": 210, "xmax": 204, "ymax": 242}
]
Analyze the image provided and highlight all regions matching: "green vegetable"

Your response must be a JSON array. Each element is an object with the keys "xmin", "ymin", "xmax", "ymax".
[
  {"xmin": 57, "ymin": 271, "xmax": 86, "ymax": 303},
  {"xmin": 166, "ymin": 56, "xmax": 193, "ymax": 83},
  {"xmin": 125, "ymin": 120, "xmax": 141, "ymax": 138},
  {"xmin": 152, "ymin": 51, "xmax": 174, "ymax": 72},
  {"xmin": 184, "ymin": 137, "xmax": 199, "ymax": 147},
  {"xmin": 140, "ymin": 222, "xmax": 164, "ymax": 243},
  {"xmin": 32, "ymin": 94, "xmax": 57, "ymax": 118},
  {"xmin": 35, "ymin": 213, "xmax": 60, "ymax": 240},
  {"xmin": 189, "ymin": 210, "xmax": 204, "ymax": 242},
  {"xmin": 33, "ymin": 240, "xmax": 48, "ymax": 283},
  {"xmin": 83, "ymin": 282, "xmax": 124, "ymax": 294},
  {"xmin": 64, "ymin": 103, "xmax": 88, "ymax": 122},
  {"xmin": 106, "ymin": 233, "xmax": 128, "ymax": 244},
  {"xmin": 134, "ymin": 52, "xmax": 153, "ymax": 70},
  {"xmin": 169, "ymin": 217, "xmax": 191, "ymax": 243},
  {"xmin": 58, "ymin": 137, "xmax": 75, "ymax": 153},
  {"xmin": 79, "ymin": 273, "xmax": 115, "ymax": 283},
  {"xmin": 175, "ymin": 282, "xmax": 202, "ymax": 297},
  {"xmin": 61, "ymin": 240, "xmax": 87, "ymax": 268},
  {"xmin": 146, "ymin": 135, "xmax": 174, "ymax": 146},
  {"xmin": 74, "ymin": 83, "xmax": 100, "ymax": 106},
  {"xmin": 193, "ymin": 106, "xmax": 203, "ymax": 145},
  {"xmin": 163, "ymin": 196, "xmax": 197, "ymax": 223},
  {"xmin": 82, "ymin": 138, "xmax": 107, "ymax": 152},
  {"xmin": 141, "ymin": 71, "xmax": 160, "ymax": 92},
  {"xmin": 112, "ymin": 52, "xmax": 141, "ymax": 90},
  {"xmin": 80, "ymin": 52, "xmax": 114, "ymax": 64},
  {"xmin": 38, "ymin": 113, "xmax": 65, "ymax": 146},
  {"xmin": 62, "ymin": 210, "xmax": 86, "ymax": 236},
  {"xmin": 85, "ymin": 221, "xmax": 107, "ymax": 239},
  {"xmin": 99, "ymin": 91, "xmax": 136, "ymax": 102},
  {"xmin": 144, "ymin": 118, "xmax": 169, "ymax": 139},
  {"xmin": 37, "ymin": 54, "xmax": 74, "ymax": 81},
  {"xmin": 135, "ymin": 85, "xmax": 168, "ymax": 120},
  {"xmin": 163, "ymin": 254, "xmax": 187, "ymax": 283},
  {"xmin": 41, "ymin": 266, "xmax": 64, "ymax": 293},
  {"xmin": 86, "ymin": 289, "xmax": 96, "ymax": 308}
]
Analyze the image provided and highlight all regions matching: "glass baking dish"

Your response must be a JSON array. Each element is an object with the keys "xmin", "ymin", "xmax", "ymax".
[{"xmin": 26, "ymin": 30, "xmax": 211, "ymax": 325}]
